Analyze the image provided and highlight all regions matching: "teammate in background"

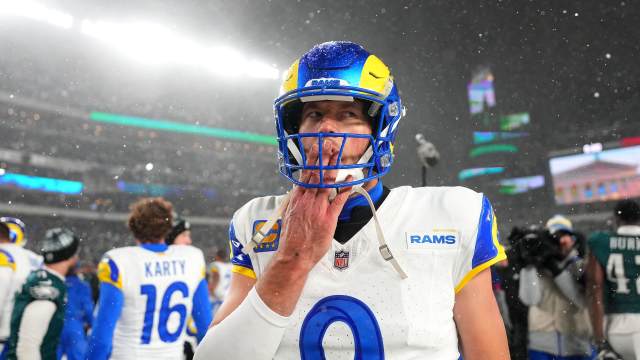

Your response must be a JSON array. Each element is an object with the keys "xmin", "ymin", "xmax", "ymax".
[
  {"xmin": 165, "ymin": 216, "xmax": 197, "ymax": 360},
  {"xmin": 6, "ymin": 228, "xmax": 80, "ymax": 360},
  {"xmin": 0, "ymin": 217, "xmax": 43, "ymax": 359},
  {"xmin": 207, "ymin": 249, "xmax": 232, "ymax": 316},
  {"xmin": 86, "ymin": 198, "xmax": 212, "ymax": 360},
  {"xmin": 195, "ymin": 41, "xmax": 509, "ymax": 359},
  {"xmin": 166, "ymin": 217, "xmax": 192, "ymax": 246},
  {"xmin": 587, "ymin": 199, "xmax": 640, "ymax": 360},
  {"xmin": 0, "ymin": 217, "xmax": 43, "ymax": 271},
  {"xmin": 518, "ymin": 215, "xmax": 593, "ymax": 360},
  {"xmin": 0, "ymin": 222, "xmax": 14, "ymax": 360},
  {"xmin": 57, "ymin": 263, "xmax": 94, "ymax": 360}
]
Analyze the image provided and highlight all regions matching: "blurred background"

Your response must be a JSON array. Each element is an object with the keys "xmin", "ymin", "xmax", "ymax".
[{"xmin": 0, "ymin": 0, "xmax": 638, "ymax": 262}]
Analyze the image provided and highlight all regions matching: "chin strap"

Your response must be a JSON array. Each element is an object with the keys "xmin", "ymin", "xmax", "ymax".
[{"xmin": 351, "ymin": 186, "xmax": 408, "ymax": 279}]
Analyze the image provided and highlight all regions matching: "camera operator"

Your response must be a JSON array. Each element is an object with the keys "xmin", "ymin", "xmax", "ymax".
[
  {"xmin": 518, "ymin": 215, "xmax": 593, "ymax": 360},
  {"xmin": 496, "ymin": 226, "xmax": 535, "ymax": 360}
]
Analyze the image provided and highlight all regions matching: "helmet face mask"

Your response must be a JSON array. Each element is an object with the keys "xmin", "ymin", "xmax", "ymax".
[{"xmin": 274, "ymin": 41, "xmax": 404, "ymax": 189}]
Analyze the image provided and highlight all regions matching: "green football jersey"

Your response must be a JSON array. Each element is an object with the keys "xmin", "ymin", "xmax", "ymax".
[
  {"xmin": 588, "ymin": 231, "xmax": 640, "ymax": 314},
  {"xmin": 7, "ymin": 268, "xmax": 67, "ymax": 360}
]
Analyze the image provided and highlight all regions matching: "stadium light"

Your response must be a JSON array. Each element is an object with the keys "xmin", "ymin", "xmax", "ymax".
[
  {"xmin": 2, "ymin": 1, "xmax": 280, "ymax": 80},
  {"xmin": 80, "ymin": 20, "xmax": 201, "ymax": 65},
  {"xmin": 145, "ymin": 163, "xmax": 154, "ymax": 171},
  {"xmin": 582, "ymin": 142, "xmax": 603, "ymax": 154},
  {"xmin": 0, "ymin": 0, "xmax": 73, "ymax": 29},
  {"xmin": 81, "ymin": 19, "xmax": 279, "ymax": 79}
]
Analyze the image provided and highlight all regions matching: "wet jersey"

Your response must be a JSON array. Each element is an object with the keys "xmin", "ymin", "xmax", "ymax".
[
  {"xmin": 88, "ymin": 244, "xmax": 211, "ymax": 360},
  {"xmin": 7, "ymin": 268, "xmax": 66, "ymax": 360},
  {"xmin": 0, "ymin": 244, "xmax": 43, "ymax": 341},
  {"xmin": 589, "ymin": 229, "xmax": 640, "ymax": 314},
  {"xmin": 229, "ymin": 186, "xmax": 506, "ymax": 359}
]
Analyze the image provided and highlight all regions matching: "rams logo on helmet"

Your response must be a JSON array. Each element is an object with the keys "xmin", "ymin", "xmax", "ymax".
[{"xmin": 304, "ymin": 78, "xmax": 350, "ymax": 87}]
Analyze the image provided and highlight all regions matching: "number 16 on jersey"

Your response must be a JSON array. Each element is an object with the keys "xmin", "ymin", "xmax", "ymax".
[{"xmin": 140, "ymin": 281, "xmax": 190, "ymax": 344}]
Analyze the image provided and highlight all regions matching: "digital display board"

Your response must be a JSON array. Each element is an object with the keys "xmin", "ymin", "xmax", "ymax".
[{"xmin": 549, "ymin": 145, "xmax": 640, "ymax": 205}]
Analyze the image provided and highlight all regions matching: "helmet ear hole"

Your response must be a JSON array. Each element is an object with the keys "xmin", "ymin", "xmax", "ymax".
[
  {"xmin": 282, "ymin": 101, "xmax": 304, "ymax": 134},
  {"xmin": 352, "ymin": 99, "xmax": 377, "ymax": 133}
]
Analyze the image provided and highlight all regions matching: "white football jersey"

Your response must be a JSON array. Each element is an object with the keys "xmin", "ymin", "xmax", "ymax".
[
  {"xmin": 209, "ymin": 260, "xmax": 232, "ymax": 301},
  {"xmin": 229, "ymin": 186, "xmax": 506, "ymax": 360},
  {"xmin": 98, "ymin": 245, "xmax": 206, "ymax": 359},
  {"xmin": 0, "ymin": 244, "xmax": 43, "ymax": 340}
]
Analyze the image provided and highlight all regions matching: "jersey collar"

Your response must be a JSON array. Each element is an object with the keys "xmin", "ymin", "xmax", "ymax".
[
  {"xmin": 45, "ymin": 266, "xmax": 66, "ymax": 281},
  {"xmin": 338, "ymin": 180, "xmax": 383, "ymax": 221},
  {"xmin": 140, "ymin": 243, "xmax": 169, "ymax": 253}
]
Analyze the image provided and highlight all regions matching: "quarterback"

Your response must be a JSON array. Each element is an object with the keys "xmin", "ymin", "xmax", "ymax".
[{"xmin": 195, "ymin": 41, "xmax": 509, "ymax": 359}]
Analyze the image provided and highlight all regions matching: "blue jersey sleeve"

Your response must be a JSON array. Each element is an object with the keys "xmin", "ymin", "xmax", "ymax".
[
  {"xmin": 81, "ymin": 281, "xmax": 95, "ymax": 327},
  {"xmin": 454, "ymin": 195, "xmax": 507, "ymax": 293},
  {"xmin": 191, "ymin": 278, "xmax": 213, "ymax": 342},
  {"xmin": 229, "ymin": 221, "xmax": 256, "ymax": 279},
  {"xmin": 85, "ymin": 283, "xmax": 123, "ymax": 360},
  {"xmin": 471, "ymin": 196, "xmax": 505, "ymax": 269},
  {"xmin": 86, "ymin": 255, "xmax": 124, "ymax": 360}
]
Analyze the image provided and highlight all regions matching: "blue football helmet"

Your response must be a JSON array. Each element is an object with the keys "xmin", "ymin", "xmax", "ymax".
[
  {"xmin": 0, "ymin": 217, "xmax": 26, "ymax": 246},
  {"xmin": 274, "ymin": 41, "xmax": 405, "ymax": 189}
]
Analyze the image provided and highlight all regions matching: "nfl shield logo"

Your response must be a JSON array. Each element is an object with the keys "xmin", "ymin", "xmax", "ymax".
[{"xmin": 334, "ymin": 250, "xmax": 349, "ymax": 270}]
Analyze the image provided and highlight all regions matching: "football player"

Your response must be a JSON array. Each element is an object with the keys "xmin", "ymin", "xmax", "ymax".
[
  {"xmin": 166, "ymin": 217, "xmax": 192, "ymax": 246},
  {"xmin": 195, "ymin": 41, "xmax": 509, "ymax": 359},
  {"xmin": 0, "ymin": 217, "xmax": 43, "ymax": 359},
  {"xmin": 587, "ymin": 199, "xmax": 640, "ymax": 360},
  {"xmin": 86, "ymin": 198, "xmax": 212, "ymax": 360},
  {"xmin": 6, "ymin": 227, "xmax": 80, "ymax": 360},
  {"xmin": 57, "ymin": 262, "xmax": 94, "ymax": 360},
  {"xmin": 208, "ymin": 248, "xmax": 232, "ymax": 315}
]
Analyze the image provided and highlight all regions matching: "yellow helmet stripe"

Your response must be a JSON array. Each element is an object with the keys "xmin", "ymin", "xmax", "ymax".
[
  {"xmin": 281, "ymin": 59, "xmax": 300, "ymax": 94},
  {"xmin": 359, "ymin": 55, "xmax": 391, "ymax": 94}
]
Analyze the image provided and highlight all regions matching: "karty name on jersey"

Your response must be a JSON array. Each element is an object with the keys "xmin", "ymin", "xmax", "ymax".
[{"xmin": 144, "ymin": 259, "xmax": 187, "ymax": 278}]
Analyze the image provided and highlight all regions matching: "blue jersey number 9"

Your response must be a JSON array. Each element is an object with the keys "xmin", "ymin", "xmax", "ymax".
[
  {"xmin": 299, "ymin": 295, "xmax": 384, "ymax": 359},
  {"xmin": 140, "ymin": 281, "xmax": 190, "ymax": 344}
]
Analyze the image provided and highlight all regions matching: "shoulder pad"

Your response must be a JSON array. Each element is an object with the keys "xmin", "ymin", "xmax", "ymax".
[
  {"xmin": 232, "ymin": 194, "xmax": 286, "ymax": 245},
  {"xmin": 97, "ymin": 254, "xmax": 122, "ymax": 289}
]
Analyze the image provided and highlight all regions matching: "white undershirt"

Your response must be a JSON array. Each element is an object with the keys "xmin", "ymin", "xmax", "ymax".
[
  {"xmin": 16, "ymin": 267, "xmax": 63, "ymax": 360},
  {"xmin": 16, "ymin": 300, "xmax": 56, "ymax": 360}
]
